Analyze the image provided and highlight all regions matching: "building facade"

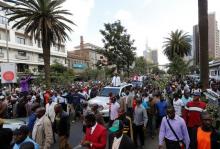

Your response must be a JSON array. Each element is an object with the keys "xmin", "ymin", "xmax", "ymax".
[
  {"xmin": 151, "ymin": 50, "xmax": 158, "ymax": 64},
  {"xmin": 0, "ymin": 1, "xmax": 67, "ymax": 74},
  {"xmin": 68, "ymin": 36, "xmax": 106, "ymax": 73},
  {"xmin": 193, "ymin": 13, "xmax": 220, "ymax": 65}
]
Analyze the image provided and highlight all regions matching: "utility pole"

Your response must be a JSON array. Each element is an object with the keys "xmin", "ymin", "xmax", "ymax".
[{"xmin": 5, "ymin": 9, "xmax": 9, "ymax": 62}]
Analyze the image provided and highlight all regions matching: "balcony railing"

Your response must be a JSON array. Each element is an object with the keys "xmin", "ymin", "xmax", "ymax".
[{"xmin": 15, "ymin": 55, "xmax": 30, "ymax": 60}]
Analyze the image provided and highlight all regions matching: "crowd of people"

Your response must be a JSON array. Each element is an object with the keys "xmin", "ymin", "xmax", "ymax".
[{"xmin": 0, "ymin": 75, "xmax": 220, "ymax": 149}]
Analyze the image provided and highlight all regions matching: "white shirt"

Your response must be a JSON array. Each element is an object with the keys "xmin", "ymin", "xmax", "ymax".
[
  {"xmin": 112, "ymin": 135, "xmax": 123, "ymax": 149},
  {"xmin": 46, "ymin": 102, "xmax": 57, "ymax": 122},
  {"xmin": 112, "ymin": 76, "xmax": 121, "ymax": 86},
  {"xmin": 110, "ymin": 102, "xmax": 120, "ymax": 120},
  {"xmin": 91, "ymin": 122, "xmax": 97, "ymax": 134},
  {"xmin": 173, "ymin": 98, "xmax": 184, "ymax": 116}
]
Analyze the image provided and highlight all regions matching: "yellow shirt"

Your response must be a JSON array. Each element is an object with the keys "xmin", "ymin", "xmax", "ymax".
[{"xmin": 197, "ymin": 127, "xmax": 211, "ymax": 149}]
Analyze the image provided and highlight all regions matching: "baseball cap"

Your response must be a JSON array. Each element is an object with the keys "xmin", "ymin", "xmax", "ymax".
[
  {"xmin": 194, "ymin": 91, "xmax": 201, "ymax": 96},
  {"xmin": 109, "ymin": 120, "xmax": 123, "ymax": 133}
]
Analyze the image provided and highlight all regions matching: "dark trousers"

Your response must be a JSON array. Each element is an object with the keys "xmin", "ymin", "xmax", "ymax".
[
  {"xmin": 133, "ymin": 124, "xmax": 144, "ymax": 146},
  {"xmin": 188, "ymin": 127, "xmax": 198, "ymax": 149},
  {"xmin": 165, "ymin": 138, "xmax": 181, "ymax": 149},
  {"xmin": 148, "ymin": 114, "xmax": 155, "ymax": 136},
  {"xmin": 156, "ymin": 115, "xmax": 164, "ymax": 129},
  {"xmin": 127, "ymin": 107, "xmax": 133, "ymax": 119}
]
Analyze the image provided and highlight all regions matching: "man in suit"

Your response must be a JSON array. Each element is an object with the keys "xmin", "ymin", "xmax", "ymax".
[
  {"xmin": 81, "ymin": 113, "xmax": 107, "ymax": 149},
  {"xmin": 109, "ymin": 120, "xmax": 136, "ymax": 149}
]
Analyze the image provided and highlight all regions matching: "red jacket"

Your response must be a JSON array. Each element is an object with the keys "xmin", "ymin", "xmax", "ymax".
[
  {"xmin": 83, "ymin": 123, "xmax": 107, "ymax": 149},
  {"xmin": 183, "ymin": 100, "xmax": 206, "ymax": 128}
]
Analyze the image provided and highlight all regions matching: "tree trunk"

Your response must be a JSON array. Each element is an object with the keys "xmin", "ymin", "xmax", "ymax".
[
  {"xmin": 198, "ymin": 0, "xmax": 209, "ymax": 90},
  {"xmin": 42, "ymin": 26, "xmax": 51, "ymax": 89},
  {"xmin": 43, "ymin": 46, "xmax": 51, "ymax": 89}
]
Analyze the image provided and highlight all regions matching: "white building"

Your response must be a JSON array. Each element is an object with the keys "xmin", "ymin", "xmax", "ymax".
[{"xmin": 0, "ymin": 1, "xmax": 67, "ymax": 74}]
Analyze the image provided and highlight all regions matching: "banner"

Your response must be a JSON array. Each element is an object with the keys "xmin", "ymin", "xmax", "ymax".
[{"xmin": 1, "ymin": 63, "xmax": 17, "ymax": 84}]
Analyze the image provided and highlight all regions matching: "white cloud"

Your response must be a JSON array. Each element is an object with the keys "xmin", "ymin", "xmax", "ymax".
[{"xmin": 62, "ymin": 0, "xmax": 95, "ymax": 50}]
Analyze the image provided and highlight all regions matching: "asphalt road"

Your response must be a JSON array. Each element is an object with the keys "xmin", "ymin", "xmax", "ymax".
[{"xmin": 52, "ymin": 121, "xmax": 160, "ymax": 149}]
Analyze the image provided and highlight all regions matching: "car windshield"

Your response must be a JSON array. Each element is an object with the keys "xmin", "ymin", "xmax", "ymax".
[{"xmin": 99, "ymin": 88, "xmax": 120, "ymax": 97}]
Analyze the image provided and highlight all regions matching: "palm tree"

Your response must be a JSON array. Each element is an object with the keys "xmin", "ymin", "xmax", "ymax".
[
  {"xmin": 198, "ymin": 0, "xmax": 209, "ymax": 89},
  {"xmin": 163, "ymin": 29, "xmax": 191, "ymax": 61},
  {"xmin": 6, "ymin": 0, "xmax": 75, "ymax": 88}
]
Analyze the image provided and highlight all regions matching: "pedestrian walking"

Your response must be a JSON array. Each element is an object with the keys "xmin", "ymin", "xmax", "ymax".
[
  {"xmin": 32, "ymin": 107, "xmax": 53, "ymax": 149},
  {"xmin": 13, "ymin": 125, "xmax": 39, "ymax": 149},
  {"xmin": 173, "ymin": 93, "xmax": 184, "ymax": 117},
  {"xmin": 195, "ymin": 112, "xmax": 220, "ymax": 149},
  {"xmin": 0, "ymin": 118, "xmax": 13, "ymax": 149},
  {"xmin": 183, "ymin": 91, "xmax": 206, "ymax": 149},
  {"xmin": 45, "ymin": 97, "xmax": 57, "ymax": 123},
  {"xmin": 110, "ymin": 96, "xmax": 120, "ymax": 126},
  {"xmin": 155, "ymin": 94, "xmax": 168, "ymax": 128},
  {"xmin": 159, "ymin": 106, "xmax": 190, "ymax": 149},
  {"xmin": 133, "ymin": 98, "xmax": 148, "ymax": 148},
  {"xmin": 53, "ymin": 104, "xmax": 71, "ymax": 149},
  {"xmin": 109, "ymin": 120, "xmax": 136, "ymax": 149},
  {"xmin": 81, "ymin": 113, "xmax": 107, "ymax": 149}
]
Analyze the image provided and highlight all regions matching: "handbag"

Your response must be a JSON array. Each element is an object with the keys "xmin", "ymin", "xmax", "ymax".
[{"xmin": 166, "ymin": 116, "xmax": 185, "ymax": 149}]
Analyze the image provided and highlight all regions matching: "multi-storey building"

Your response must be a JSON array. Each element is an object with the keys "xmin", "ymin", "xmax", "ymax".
[
  {"xmin": 68, "ymin": 36, "xmax": 106, "ymax": 73},
  {"xmin": 193, "ymin": 13, "xmax": 220, "ymax": 65},
  {"xmin": 0, "ymin": 1, "xmax": 67, "ymax": 74},
  {"xmin": 151, "ymin": 50, "xmax": 158, "ymax": 64}
]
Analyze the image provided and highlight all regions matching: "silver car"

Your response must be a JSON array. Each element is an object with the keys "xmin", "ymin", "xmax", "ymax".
[{"xmin": 88, "ymin": 83, "xmax": 133, "ymax": 118}]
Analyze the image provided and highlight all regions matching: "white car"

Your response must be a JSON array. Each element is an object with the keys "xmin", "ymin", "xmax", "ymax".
[
  {"xmin": 3, "ymin": 118, "xmax": 27, "ymax": 130},
  {"xmin": 88, "ymin": 83, "xmax": 133, "ymax": 117}
]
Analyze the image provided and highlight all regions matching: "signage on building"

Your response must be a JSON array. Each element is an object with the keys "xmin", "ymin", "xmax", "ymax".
[{"xmin": 1, "ymin": 63, "xmax": 17, "ymax": 83}]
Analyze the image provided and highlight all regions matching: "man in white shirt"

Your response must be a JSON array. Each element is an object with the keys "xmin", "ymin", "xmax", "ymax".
[
  {"xmin": 173, "ymin": 93, "xmax": 184, "ymax": 116},
  {"xmin": 112, "ymin": 73, "xmax": 121, "ymax": 86},
  {"xmin": 46, "ymin": 97, "xmax": 57, "ymax": 123},
  {"xmin": 110, "ymin": 96, "xmax": 120, "ymax": 125}
]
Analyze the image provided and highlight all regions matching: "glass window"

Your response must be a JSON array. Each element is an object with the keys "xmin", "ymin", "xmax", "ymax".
[
  {"xmin": 0, "ymin": 16, "xmax": 8, "ymax": 25},
  {"xmin": 17, "ymin": 64, "xmax": 28, "ymax": 72},
  {"xmin": 99, "ymin": 88, "xmax": 120, "ymax": 97},
  {"xmin": 18, "ymin": 51, "xmax": 26, "ymax": 57},
  {"xmin": 16, "ymin": 36, "xmax": 25, "ymax": 44}
]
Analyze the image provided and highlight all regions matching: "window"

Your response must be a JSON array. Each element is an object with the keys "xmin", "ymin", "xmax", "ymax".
[
  {"xmin": 38, "ymin": 54, "xmax": 43, "ymax": 59},
  {"xmin": 16, "ymin": 36, "xmax": 25, "ymax": 44},
  {"xmin": 37, "ymin": 40, "xmax": 41, "ymax": 48},
  {"xmin": 17, "ymin": 64, "xmax": 28, "ymax": 72},
  {"xmin": 38, "ymin": 65, "xmax": 44, "ymax": 72},
  {"xmin": 0, "ymin": 48, "xmax": 3, "ymax": 54},
  {"xmin": 0, "ymin": 16, "xmax": 8, "ymax": 25},
  {"xmin": 18, "ymin": 51, "xmax": 26, "ymax": 57}
]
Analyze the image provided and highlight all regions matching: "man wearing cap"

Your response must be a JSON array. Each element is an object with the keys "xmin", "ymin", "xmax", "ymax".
[
  {"xmin": 183, "ymin": 91, "xmax": 206, "ymax": 149},
  {"xmin": 13, "ymin": 125, "xmax": 39, "ymax": 149},
  {"xmin": 109, "ymin": 120, "xmax": 136, "ymax": 149}
]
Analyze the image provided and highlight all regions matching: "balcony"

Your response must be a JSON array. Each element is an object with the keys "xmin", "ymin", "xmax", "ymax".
[
  {"xmin": 15, "ymin": 55, "xmax": 30, "ymax": 60},
  {"xmin": 38, "ymin": 58, "xmax": 44, "ymax": 62}
]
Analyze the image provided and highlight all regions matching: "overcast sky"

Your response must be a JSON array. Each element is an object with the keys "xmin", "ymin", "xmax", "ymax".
[{"xmin": 62, "ymin": 0, "xmax": 220, "ymax": 65}]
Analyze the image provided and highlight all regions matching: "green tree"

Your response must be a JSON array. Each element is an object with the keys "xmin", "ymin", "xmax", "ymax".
[
  {"xmin": 6, "ymin": 0, "xmax": 75, "ymax": 88},
  {"xmin": 167, "ymin": 54, "xmax": 189, "ymax": 76},
  {"xmin": 99, "ymin": 20, "xmax": 136, "ymax": 75},
  {"xmin": 132, "ymin": 56, "xmax": 147, "ymax": 74},
  {"xmin": 198, "ymin": 0, "xmax": 209, "ymax": 89},
  {"xmin": 163, "ymin": 29, "xmax": 191, "ymax": 61}
]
